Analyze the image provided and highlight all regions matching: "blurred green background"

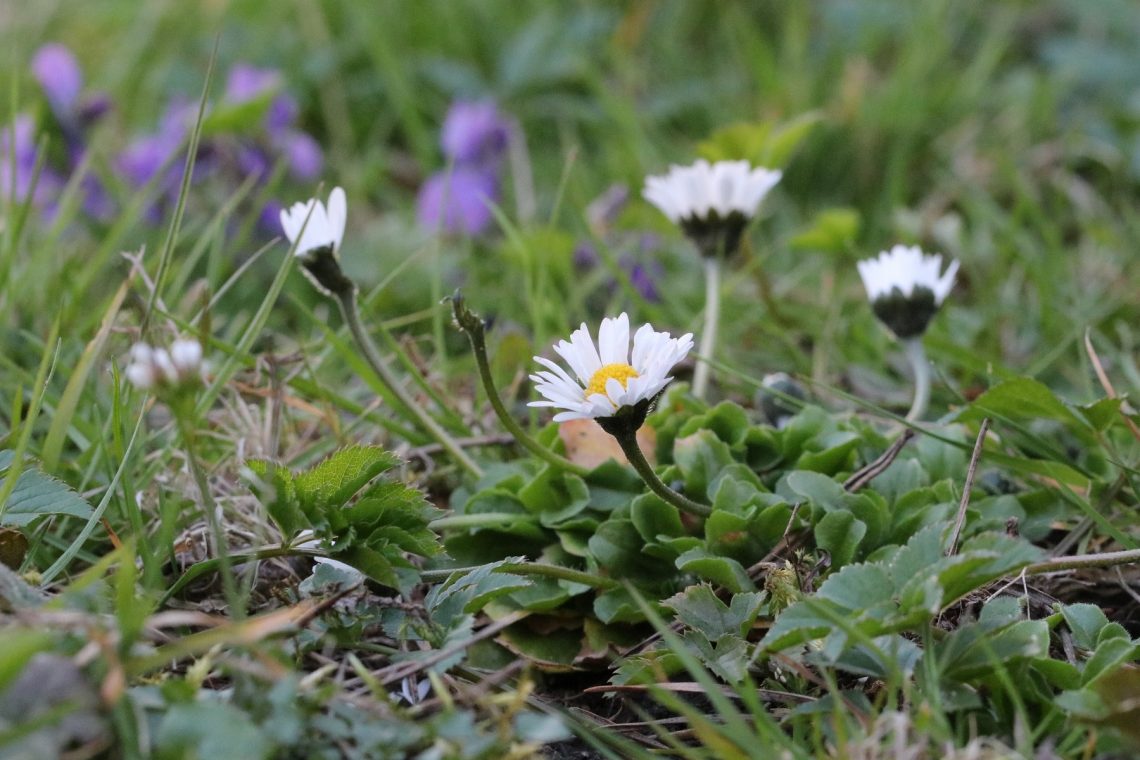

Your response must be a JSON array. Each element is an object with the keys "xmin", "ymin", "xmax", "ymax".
[{"xmin": 4, "ymin": 0, "xmax": 1140, "ymax": 408}]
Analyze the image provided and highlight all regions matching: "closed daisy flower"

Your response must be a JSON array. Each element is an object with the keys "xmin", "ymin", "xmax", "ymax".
[
  {"xmin": 529, "ymin": 313, "xmax": 693, "ymax": 428},
  {"xmin": 643, "ymin": 159, "xmax": 782, "ymax": 259},
  {"xmin": 857, "ymin": 244, "xmax": 959, "ymax": 339}
]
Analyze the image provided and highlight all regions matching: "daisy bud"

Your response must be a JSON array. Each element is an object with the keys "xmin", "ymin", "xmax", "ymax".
[
  {"xmin": 643, "ymin": 159, "xmax": 782, "ymax": 259},
  {"xmin": 279, "ymin": 186, "xmax": 354, "ymax": 298},
  {"xmin": 856, "ymin": 244, "xmax": 959, "ymax": 339},
  {"xmin": 529, "ymin": 313, "xmax": 693, "ymax": 435},
  {"xmin": 125, "ymin": 338, "xmax": 206, "ymax": 392}
]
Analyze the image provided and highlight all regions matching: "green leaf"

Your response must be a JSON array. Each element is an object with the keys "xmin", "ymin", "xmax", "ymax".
[
  {"xmin": 663, "ymin": 585, "xmax": 764, "ymax": 641},
  {"xmin": 673, "ymin": 429, "xmax": 735, "ymax": 500},
  {"xmin": 1081, "ymin": 637, "xmax": 1139, "ymax": 687},
  {"xmin": 936, "ymin": 619, "xmax": 1050, "ymax": 681},
  {"xmin": 0, "ymin": 453, "xmax": 94, "ymax": 527},
  {"xmin": 157, "ymin": 701, "xmax": 273, "ymax": 760},
  {"xmin": 814, "ymin": 510, "xmax": 866, "ymax": 568},
  {"xmin": 425, "ymin": 557, "xmax": 533, "ymax": 620},
  {"xmin": 294, "ymin": 445, "xmax": 399, "ymax": 512},
  {"xmin": 789, "ymin": 208, "xmax": 861, "ymax": 253},
  {"xmin": 245, "ymin": 459, "xmax": 305, "ymax": 538},
  {"xmin": 960, "ymin": 377, "xmax": 1100, "ymax": 445},
  {"xmin": 588, "ymin": 519, "xmax": 674, "ymax": 581},
  {"xmin": 594, "ymin": 587, "xmax": 646, "ymax": 624},
  {"xmin": 630, "ymin": 493, "xmax": 683, "ymax": 542},
  {"xmin": 676, "ymin": 548, "xmax": 755, "ymax": 593},
  {"xmin": 1061, "ymin": 603, "xmax": 1112, "ymax": 650}
]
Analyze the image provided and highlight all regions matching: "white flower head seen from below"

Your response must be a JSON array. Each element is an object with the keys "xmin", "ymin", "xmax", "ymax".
[
  {"xmin": 857, "ymin": 244, "xmax": 960, "ymax": 339},
  {"xmin": 529, "ymin": 313, "xmax": 693, "ymax": 432},
  {"xmin": 280, "ymin": 186, "xmax": 355, "ymax": 297},
  {"xmin": 643, "ymin": 159, "xmax": 782, "ymax": 258}
]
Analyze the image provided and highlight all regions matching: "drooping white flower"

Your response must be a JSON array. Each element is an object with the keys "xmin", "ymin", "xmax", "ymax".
[
  {"xmin": 856, "ymin": 245, "xmax": 960, "ymax": 339},
  {"xmin": 856, "ymin": 244, "xmax": 959, "ymax": 304},
  {"xmin": 280, "ymin": 186, "xmax": 347, "ymax": 258},
  {"xmin": 643, "ymin": 159, "xmax": 782, "ymax": 225},
  {"xmin": 529, "ymin": 313, "xmax": 693, "ymax": 423},
  {"xmin": 125, "ymin": 343, "xmax": 160, "ymax": 390}
]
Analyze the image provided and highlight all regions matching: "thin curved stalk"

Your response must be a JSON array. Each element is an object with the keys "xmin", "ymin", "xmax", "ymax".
[
  {"xmin": 693, "ymin": 256, "xmax": 721, "ymax": 399},
  {"xmin": 451, "ymin": 294, "xmax": 589, "ymax": 476},
  {"xmin": 611, "ymin": 428, "xmax": 711, "ymax": 518},
  {"xmin": 338, "ymin": 292, "xmax": 483, "ymax": 478}
]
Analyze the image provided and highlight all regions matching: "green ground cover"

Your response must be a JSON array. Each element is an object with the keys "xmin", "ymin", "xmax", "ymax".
[{"xmin": 3, "ymin": 1, "xmax": 1140, "ymax": 757}]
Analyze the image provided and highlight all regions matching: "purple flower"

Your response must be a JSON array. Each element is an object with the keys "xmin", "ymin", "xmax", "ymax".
[
  {"xmin": 440, "ymin": 101, "xmax": 509, "ymax": 166},
  {"xmin": 31, "ymin": 44, "xmax": 83, "ymax": 115},
  {"xmin": 627, "ymin": 261, "xmax": 661, "ymax": 303},
  {"xmin": 416, "ymin": 166, "xmax": 499, "ymax": 235},
  {"xmin": 273, "ymin": 130, "xmax": 323, "ymax": 180},
  {"xmin": 0, "ymin": 115, "xmax": 64, "ymax": 209},
  {"xmin": 116, "ymin": 100, "xmax": 190, "ymax": 188},
  {"xmin": 224, "ymin": 63, "xmax": 300, "ymax": 134},
  {"xmin": 224, "ymin": 63, "xmax": 281, "ymax": 105}
]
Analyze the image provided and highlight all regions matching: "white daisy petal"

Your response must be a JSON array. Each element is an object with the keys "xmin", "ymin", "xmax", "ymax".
[
  {"xmin": 857, "ymin": 244, "xmax": 959, "ymax": 305},
  {"xmin": 643, "ymin": 159, "xmax": 781, "ymax": 223},
  {"xmin": 530, "ymin": 315, "xmax": 693, "ymax": 422},
  {"xmin": 281, "ymin": 187, "xmax": 347, "ymax": 258}
]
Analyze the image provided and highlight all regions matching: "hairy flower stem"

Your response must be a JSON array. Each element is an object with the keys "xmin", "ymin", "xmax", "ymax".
[
  {"xmin": 450, "ymin": 295, "xmax": 589, "ymax": 477},
  {"xmin": 337, "ymin": 292, "xmax": 483, "ymax": 478},
  {"xmin": 692, "ymin": 256, "xmax": 721, "ymax": 399},
  {"xmin": 903, "ymin": 337, "xmax": 931, "ymax": 422},
  {"xmin": 1025, "ymin": 548, "xmax": 1140, "ymax": 576},
  {"xmin": 176, "ymin": 415, "xmax": 243, "ymax": 618},
  {"xmin": 611, "ymin": 428, "xmax": 711, "ymax": 518}
]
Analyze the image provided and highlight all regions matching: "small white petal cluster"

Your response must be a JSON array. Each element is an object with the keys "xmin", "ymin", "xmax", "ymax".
[
  {"xmin": 856, "ymin": 244, "xmax": 959, "ymax": 304},
  {"xmin": 643, "ymin": 159, "xmax": 782, "ymax": 223},
  {"xmin": 280, "ymin": 186, "xmax": 347, "ymax": 257},
  {"xmin": 529, "ymin": 313, "xmax": 694, "ymax": 422},
  {"xmin": 125, "ymin": 338, "xmax": 206, "ymax": 391}
]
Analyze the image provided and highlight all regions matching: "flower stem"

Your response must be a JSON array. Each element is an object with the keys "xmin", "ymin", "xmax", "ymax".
[
  {"xmin": 176, "ymin": 415, "xmax": 244, "ymax": 618},
  {"xmin": 337, "ymin": 292, "xmax": 483, "ymax": 478},
  {"xmin": 1025, "ymin": 548, "xmax": 1140, "ymax": 576},
  {"xmin": 693, "ymin": 256, "xmax": 721, "ymax": 399},
  {"xmin": 420, "ymin": 561, "xmax": 617, "ymax": 589},
  {"xmin": 450, "ymin": 293, "xmax": 589, "ymax": 476},
  {"xmin": 903, "ymin": 337, "xmax": 931, "ymax": 422},
  {"xmin": 610, "ymin": 427, "xmax": 711, "ymax": 518}
]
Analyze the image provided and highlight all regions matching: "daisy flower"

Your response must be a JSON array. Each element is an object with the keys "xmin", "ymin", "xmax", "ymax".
[
  {"xmin": 643, "ymin": 159, "xmax": 782, "ymax": 226},
  {"xmin": 857, "ymin": 244, "xmax": 959, "ymax": 338},
  {"xmin": 529, "ymin": 313, "xmax": 693, "ymax": 425},
  {"xmin": 280, "ymin": 186, "xmax": 346, "ymax": 258},
  {"xmin": 280, "ymin": 186, "xmax": 355, "ymax": 297}
]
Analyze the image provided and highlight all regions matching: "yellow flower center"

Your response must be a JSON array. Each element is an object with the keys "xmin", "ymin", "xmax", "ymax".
[{"xmin": 586, "ymin": 363, "xmax": 639, "ymax": 397}]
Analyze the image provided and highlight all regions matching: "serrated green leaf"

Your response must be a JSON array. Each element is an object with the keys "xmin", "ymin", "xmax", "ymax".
[
  {"xmin": 663, "ymin": 585, "xmax": 764, "ymax": 641},
  {"xmin": 427, "ymin": 558, "xmax": 533, "ymax": 619},
  {"xmin": 0, "ymin": 453, "xmax": 93, "ymax": 527},
  {"xmin": 294, "ymin": 445, "xmax": 399, "ymax": 512}
]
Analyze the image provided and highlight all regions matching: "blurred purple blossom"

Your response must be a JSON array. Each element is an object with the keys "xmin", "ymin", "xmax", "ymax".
[
  {"xmin": 274, "ymin": 131, "xmax": 322, "ymax": 180},
  {"xmin": 416, "ymin": 166, "xmax": 499, "ymax": 235},
  {"xmin": 224, "ymin": 63, "xmax": 281, "ymax": 105},
  {"xmin": 31, "ymin": 44, "xmax": 83, "ymax": 115},
  {"xmin": 441, "ymin": 101, "xmax": 509, "ymax": 165},
  {"xmin": 1, "ymin": 115, "xmax": 64, "ymax": 210},
  {"xmin": 116, "ymin": 100, "xmax": 191, "ymax": 189}
]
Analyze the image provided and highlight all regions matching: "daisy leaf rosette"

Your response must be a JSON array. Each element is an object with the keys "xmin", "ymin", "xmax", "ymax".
[
  {"xmin": 280, "ymin": 186, "xmax": 354, "ymax": 297},
  {"xmin": 529, "ymin": 313, "xmax": 693, "ymax": 434},
  {"xmin": 857, "ymin": 244, "xmax": 959, "ymax": 339},
  {"xmin": 643, "ymin": 159, "xmax": 781, "ymax": 258}
]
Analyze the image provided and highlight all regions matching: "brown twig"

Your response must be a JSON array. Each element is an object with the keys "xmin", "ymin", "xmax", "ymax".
[
  {"xmin": 843, "ymin": 428, "xmax": 915, "ymax": 492},
  {"xmin": 947, "ymin": 418, "xmax": 989, "ymax": 557}
]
